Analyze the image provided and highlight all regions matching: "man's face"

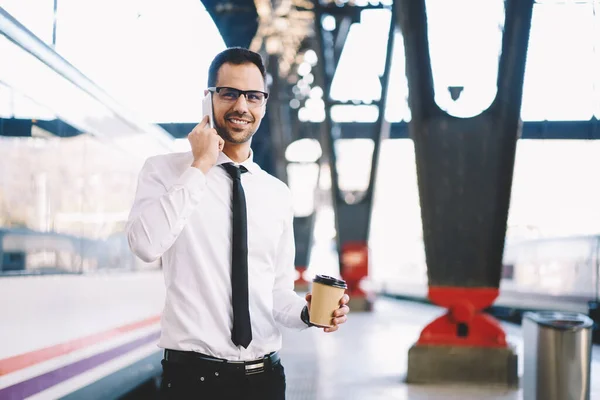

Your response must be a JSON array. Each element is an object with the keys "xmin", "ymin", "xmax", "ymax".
[{"xmin": 212, "ymin": 63, "xmax": 266, "ymax": 145}]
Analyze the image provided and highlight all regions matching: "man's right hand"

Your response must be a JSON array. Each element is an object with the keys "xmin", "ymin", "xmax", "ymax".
[{"xmin": 188, "ymin": 116, "xmax": 224, "ymax": 174}]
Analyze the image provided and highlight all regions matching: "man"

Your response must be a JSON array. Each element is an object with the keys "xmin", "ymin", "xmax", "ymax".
[{"xmin": 126, "ymin": 47, "xmax": 350, "ymax": 399}]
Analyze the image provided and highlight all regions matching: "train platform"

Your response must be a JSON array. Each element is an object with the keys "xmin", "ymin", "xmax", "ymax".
[{"xmin": 279, "ymin": 297, "xmax": 600, "ymax": 400}]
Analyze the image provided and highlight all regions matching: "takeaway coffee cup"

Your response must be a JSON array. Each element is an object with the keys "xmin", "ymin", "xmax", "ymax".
[{"xmin": 309, "ymin": 275, "xmax": 348, "ymax": 327}]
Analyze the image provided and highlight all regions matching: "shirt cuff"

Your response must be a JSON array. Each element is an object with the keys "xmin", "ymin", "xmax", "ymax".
[
  {"xmin": 174, "ymin": 167, "xmax": 206, "ymax": 199},
  {"xmin": 301, "ymin": 305, "xmax": 315, "ymax": 327},
  {"xmin": 277, "ymin": 295, "xmax": 311, "ymax": 330}
]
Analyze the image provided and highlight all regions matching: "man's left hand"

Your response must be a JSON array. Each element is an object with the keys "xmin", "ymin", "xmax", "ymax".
[{"xmin": 305, "ymin": 293, "xmax": 350, "ymax": 333}]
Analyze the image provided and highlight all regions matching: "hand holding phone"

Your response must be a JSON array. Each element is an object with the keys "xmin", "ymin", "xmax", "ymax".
[{"xmin": 189, "ymin": 93, "xmax": 223, "ymax": 173}]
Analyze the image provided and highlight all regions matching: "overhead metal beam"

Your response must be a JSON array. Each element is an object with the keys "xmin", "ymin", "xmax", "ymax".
[
  {"xmin": 313, "ymin": 120, "xmax": 600, "ymax": 140},
  {"xmin": 0, "ymin": 118, "xmax": 80, "ymax": 137},
  {"xmin": 313, "ymin": 0, "xmax": 396, "ymax": 310},
  {"xmin": 160, "ymin": 118, "xmax": 600, "ymax": 140},
  {"xmin": 201, "ymin": 0, "xmax": 258, "ymax": 48},
  {"xmin": 160, "ymin": 119, "xmax": 600, "ymax": 140}
]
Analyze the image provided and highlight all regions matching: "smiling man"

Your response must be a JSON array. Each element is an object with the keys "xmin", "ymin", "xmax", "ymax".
[{"xmin": 126, "ymin": 47, "xmax": 350, "ymax": 399}]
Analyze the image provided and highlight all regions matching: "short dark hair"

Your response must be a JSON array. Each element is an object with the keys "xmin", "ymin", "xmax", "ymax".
[{"xmin": 207, "ymin": 47, "xmax": 267, "ymax": 88}]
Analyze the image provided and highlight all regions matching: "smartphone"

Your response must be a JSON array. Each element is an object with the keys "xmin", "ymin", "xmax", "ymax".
[{"xmin": 202, "ymin": 92, "xmax": 214, "ymax": 129}]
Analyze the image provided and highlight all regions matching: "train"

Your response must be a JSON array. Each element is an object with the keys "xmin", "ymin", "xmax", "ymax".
[
  {"xmin": 377, "ymin": 234, "xmax": 600, "ymax": 331},
  {"xmin": 0, "ymin": 228, "xmax": 165, "ymax": 400}
]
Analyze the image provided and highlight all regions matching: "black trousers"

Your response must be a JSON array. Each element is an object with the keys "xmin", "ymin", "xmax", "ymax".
[{"xmin": 159, "ymin": 355, "xmax": 286, "ymax": 400}]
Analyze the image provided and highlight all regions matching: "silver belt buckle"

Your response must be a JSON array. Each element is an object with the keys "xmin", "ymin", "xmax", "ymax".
[{"xmin": 245, "ymin": 361, "xmax": 265, "ymax": 375}]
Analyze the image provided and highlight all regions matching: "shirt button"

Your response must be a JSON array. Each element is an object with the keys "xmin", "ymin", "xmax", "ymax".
[
  {"xmin": 215, "ymin": 372, "xmax": 219, "ymax": 377},
  {"xmin": 200, "ymin": 377, "xmax": 205, "ymax": 381}
]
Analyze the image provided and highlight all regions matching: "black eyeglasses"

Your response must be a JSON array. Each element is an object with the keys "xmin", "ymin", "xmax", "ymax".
[{"xmin": 208, "ymin": 87, "xmax": 269, "ymax": 108}]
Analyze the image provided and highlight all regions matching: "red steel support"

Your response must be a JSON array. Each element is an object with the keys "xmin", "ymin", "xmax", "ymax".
[
  {"xmin": 417, "ymin": 286, "xmax": 507, "ymax": 348},
  {"xmin": 340, "ymin": 241, "xmax": 369, "ymax": 300}
]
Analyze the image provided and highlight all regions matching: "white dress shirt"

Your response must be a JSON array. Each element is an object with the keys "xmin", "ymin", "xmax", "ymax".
[{"xmin": 126, "ymin": 150, "xmax": 307, "ymax": 361}]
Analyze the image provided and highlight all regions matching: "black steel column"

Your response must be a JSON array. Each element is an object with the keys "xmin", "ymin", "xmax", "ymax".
[
  {"xmin": 265, "ymin": 54, "xmax": 314, "ymax": 290},
  {"xmin": 313, "ymin": 1, "xmax": 395, "ymax": 310},
  {"xmin": 266, "ymin": 54, "xmax": 291, "ymax": 183},
  {"xmin": 397, "ymin": 0, "xmax": 534, "ymax": 385}
]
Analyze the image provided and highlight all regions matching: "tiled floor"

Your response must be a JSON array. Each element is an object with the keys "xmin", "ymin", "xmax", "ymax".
[{"xmin": 280, "ymin": 297, "xmax": 600, "ymax": 400}]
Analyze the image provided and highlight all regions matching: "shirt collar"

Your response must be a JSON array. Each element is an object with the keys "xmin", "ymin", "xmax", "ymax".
[{"xmin": 215, "ymin": 149, "xmax": 260, "ymax": 174}]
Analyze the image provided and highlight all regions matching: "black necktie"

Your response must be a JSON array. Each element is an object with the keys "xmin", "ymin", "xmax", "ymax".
[{"xmin": 222, "ymin": 163, "xmax": 252, "ymax": 348}]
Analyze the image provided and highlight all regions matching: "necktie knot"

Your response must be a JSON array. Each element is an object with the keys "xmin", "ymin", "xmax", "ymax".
[{"xmin": 222, "ymin": 163, "xmax": 248, "ymax": 180}]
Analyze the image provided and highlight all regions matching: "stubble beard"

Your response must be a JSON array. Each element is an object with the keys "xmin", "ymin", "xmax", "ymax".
[{"xmin": 215, "ymin": 120, "xmax": 255, "ymax": 144}]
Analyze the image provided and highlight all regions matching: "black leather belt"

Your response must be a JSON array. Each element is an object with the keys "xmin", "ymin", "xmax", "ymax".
[{"xmin": 163, "ymin": 349, "xmax": 280, "ymax": 376}]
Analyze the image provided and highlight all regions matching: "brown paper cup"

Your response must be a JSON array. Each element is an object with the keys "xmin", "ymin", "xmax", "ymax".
[{"xmin": 309, "ymin": 275, "xmax": 348, "ymax": 328}]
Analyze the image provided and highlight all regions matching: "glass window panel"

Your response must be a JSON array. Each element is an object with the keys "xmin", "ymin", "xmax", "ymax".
[
  {"xmin": 425, "ymin": 0, "xmax": 505, "ymax": 118},
  {"xmin": 54, "ymin": 0, "xmax": 225, "ymax": 123},
  {"xmin": 330, "ymin": 22, "xmax": 381, "ymax": 103},
  {"xmin": 0, "ymin": 82, "xmax": 56, "ymax": 120},
  {"xmin": 330, "ymin": 10, "xmax": 398, "ymax": 110},
  {"xmin": 501, "ymin": 139, "xmax": 600, "ymax": 300},
  {"xmin": 521, "ymin": 2, "xmax": 596, "ymax": 121},
  {"xmin": 0, "ymin": 132, "xmax": 158, "ymax": 275},
  {"xmin": 1, "ymin": 0, "xmax": 55, "ymax": 45},
  {"xmin": 370, "ymin": 139, "xmax": 425, "ymax": 288},
  {"xmin": 287, "ymin": 163, "xmax": 320, "ymax": 217},
  {"xmin": 331, "ymin": 104, "xmax": 379, "ymax": 123},
  {"xmin": 334, "ymin": 138, "xmax": 374, "ymax": 194},
  {"xmin": 0, "ymin": 36, "xmax": 133, "ymax": 138},
  {"xmin": 385, "ymin": 32, "xmax": 410, "ymax": 123},
  {"xmin": 319, "ymin": 1, "xmax": 600, "ymax": 123},
  {"xmin": 507, "ymin": 140, "xmax": 600, "ymax": 238},
  {"xmin": 327, "ymin": 9, "xmax": 412, "ymax": 122}
]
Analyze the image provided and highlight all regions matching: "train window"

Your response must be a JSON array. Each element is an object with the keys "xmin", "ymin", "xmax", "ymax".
[
  {"xmin": 0, "ymin": 129, "xmax": 161, "ymax": 276},
  {"xmin": 0, "ymin": 110, "xmax": 162, "ymax": 275},
  {"xmin": 501, "ymin": 264, "xmax": 514, "ymax": 280}
]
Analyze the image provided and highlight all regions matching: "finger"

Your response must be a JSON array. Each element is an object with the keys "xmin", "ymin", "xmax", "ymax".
[
  {"xmin": 324, "ymin": 325, "xmax": 339, "ymax": 333},
  {"xmin": 339, "ymin": 294, "xmax": 350, "ymax": 305},
  {"xmin": 333, "ymin": 305, "xmax": 349, "ymax": 318},
  {"xmin": 197, "ymin": 115, "xmax": 209, "ymax": 129},
  {"xmin": 217, "ymin": 137, "xmax": 224, "ymax": 151},
  {"xmin": 332, "ymin": 315, "xmax": 347, "ymax": 326},
  {"xmin": 190, "ymin": 117, "xmax": 208, "ymax": 134},
  {"xmin": 305, "ymin": 293, "xmax": 312, "ymax": 302}
]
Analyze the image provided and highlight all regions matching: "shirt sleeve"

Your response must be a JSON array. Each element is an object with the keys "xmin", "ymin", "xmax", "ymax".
[
  {"xmin": 272, "ymin": 192, "xmax": 310, "ymax": 330},
  {"xmin": 126, "ymin": 158, "xmax": 207, "ymax": 262}
]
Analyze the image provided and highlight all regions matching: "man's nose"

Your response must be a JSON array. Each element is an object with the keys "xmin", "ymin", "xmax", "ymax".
[{"xmin": 232, "ymin": 94, "xmax": 250, "ymax": 113}]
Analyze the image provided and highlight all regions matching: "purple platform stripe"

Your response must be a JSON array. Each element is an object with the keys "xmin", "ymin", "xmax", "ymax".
[{"xmin": 0, "ymin": 330, "xmax": 161, "ymax": 400}]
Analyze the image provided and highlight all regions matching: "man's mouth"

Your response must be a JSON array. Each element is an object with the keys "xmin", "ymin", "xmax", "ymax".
[{"xmin": 227, "ymin": 117, "xmax": 251, "ymax": 126}]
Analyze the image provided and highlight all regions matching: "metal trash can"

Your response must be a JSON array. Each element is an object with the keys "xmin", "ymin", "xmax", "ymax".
[{"xmin": 523, "ymin": 311, "xmax": 593, "ymax": 400}]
